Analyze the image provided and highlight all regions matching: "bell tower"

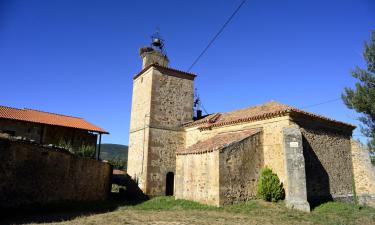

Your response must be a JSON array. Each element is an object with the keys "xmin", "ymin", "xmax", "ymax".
[{"xmin": 127, "ymin": 34, "xmax": 196, "ymax": 196}]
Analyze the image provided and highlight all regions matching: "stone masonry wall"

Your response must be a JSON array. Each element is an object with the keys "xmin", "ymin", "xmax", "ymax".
[
  {"xmin": 128, "ymin": 65, "xmax": 194, "ymax": 196},
  {"xmin": 175, "ymin": 151, "xmax": 220, "ymax": 206},
  {"xmin": 219, "ymin": 132, "xmax": 263, "ymax": 205},
  {"xmin": 127, "ymin": 127, "xmax": 149, "ymax": 190},
  {"xmin": 0, "ymin": 138, "xmax": 112, "ymax": 208},
  {"xmin": 144, "ymin": 68, "xmax": 194, "ymax": 196},
  {"xmin": 184, "ymin": 116, "xmax": 291, "ymax": 191},
  {"xmin": 294, "ymin": 118, "xmax": 354, "ymax": 204},
  {"xmin": 146, "ymin": 128, "xmax": 184, "ymax": 195},
  {"xmin": 128, "ymin": 68, "xmax": 153, "ymax": 192},
  {"xmin": 150, "ymin": 69, "xmax": 194, "ymax": 128},
  {"xmin": 351, "ymin": 140, "xmax": 375, "ymax": 206}
]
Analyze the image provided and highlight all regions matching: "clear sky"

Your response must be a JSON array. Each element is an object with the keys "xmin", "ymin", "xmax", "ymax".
[{"xmin": 1, "ymin": 0, "xmax": 374, "ymax": 145}]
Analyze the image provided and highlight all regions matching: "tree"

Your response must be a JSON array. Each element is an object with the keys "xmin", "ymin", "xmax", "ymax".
[{"xmin": 342, "ymin": 30, "xmax": 375, "ymax": 163}]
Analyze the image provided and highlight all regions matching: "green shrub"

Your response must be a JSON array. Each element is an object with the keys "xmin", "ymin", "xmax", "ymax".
[
  {"xmin": 257, "ymin": 167, "xmax": 285, "ymax": 202},
  {"xmin": 76, "ymin": 144, "xmax": 96, "ymax": 158},
  {"xmin": 57, "ymin": 138, "xmax": 73, "ymax": 153}
]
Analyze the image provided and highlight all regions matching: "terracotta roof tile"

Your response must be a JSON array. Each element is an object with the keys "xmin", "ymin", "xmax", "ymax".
[
  {"xmin": 0, "ymin": 105, "xmax": 108, "ymax": 134},
  {"xmin": 177, "ymin": 129, "xmax": 261, "ymax": 155},
  {"xmin": 184, "ymin": 101, "xmax": 355, "ymax": 130}
]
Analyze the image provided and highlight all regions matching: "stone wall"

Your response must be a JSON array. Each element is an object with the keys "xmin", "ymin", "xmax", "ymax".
[
  {"xmin": 175, "ymin": 151, "xmax": 220, "ymax": 206},
  {"xmin": 145, "ymin": 68, "xmax": 194, "ymax": 196},
  {"xmin": 127, "ymin": 128, "xmax": 149, "ymax": 190},
  {"xmin": 184, "ymin": 116, "xmax": 292, "ymax": 191},
  {"xmin": 128, "ymin": 65, "xmax": 195, "ymax": 196},
  {"xmin": 351, "ymin": 140, "xmax": 375, "ymax": 206},
  {"xmin": 146, "ymin": 128, "xmax": 184, "ymax": 196},
  {"xmin": 294, "ymin": 118, "xmax": 354, "ymax": 205},
  {"xmin": 128, "ymin": 68, "xmax": 153, "ymax": 192},
  {"xmin": 0, "ymin": 137, "xmax": 112, "ymax": 208},
  {"xmin": 219, "ymin": 132, "xmax": 263, "ymax": 205},
  {"xmin": 150, "ymin": 69, "xmax": 194, "ymax": 128}
]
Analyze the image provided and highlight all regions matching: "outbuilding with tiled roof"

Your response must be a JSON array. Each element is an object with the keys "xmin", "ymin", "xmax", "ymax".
[{"xmin": 0, "ymin": 105, "xmax": 108, "ymax": 158}]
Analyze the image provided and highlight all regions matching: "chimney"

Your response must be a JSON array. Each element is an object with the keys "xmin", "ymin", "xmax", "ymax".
[
  {"xmin": 139, "ymin": 47, "xmax": 169, "ymax": 69},
  {"xmin": 196, "ymin": 110, "xmax": 202, "ymax": 119}
]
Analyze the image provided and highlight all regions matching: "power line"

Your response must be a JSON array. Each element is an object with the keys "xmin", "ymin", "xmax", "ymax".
[
  {"xmin": 201, "ymin": 102, "xmax": 209, "ymax": 115},
  {"xmin": 187, "ymin": 0, "xmax": 247, "ymax": 72},
  {"xmin": 187, "ymin": 0, "xmax": 247, "ymax": 115},
  {"xmin": 300, "ymin": 98, "xmax": 342, "ymax": 109}
]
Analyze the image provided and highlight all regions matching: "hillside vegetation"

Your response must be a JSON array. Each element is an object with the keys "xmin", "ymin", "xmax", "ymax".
[{"xmin": 99, "ymin": 144, "xmax": 128, "ymax": 170}]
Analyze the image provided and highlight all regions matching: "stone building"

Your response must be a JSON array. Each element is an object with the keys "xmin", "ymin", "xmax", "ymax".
[
  {"xmin": 127, "ymin": 42, "xmax": 375, "ymax": 211},
  {"xmin": 0, "ymin": 105, "xmax": 108, "ymax": 153}
]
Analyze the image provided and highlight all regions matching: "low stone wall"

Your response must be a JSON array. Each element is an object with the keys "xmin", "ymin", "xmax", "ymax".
[
  {"xmin": 175, "ymin": 151, "xmax": 220, "ymax": 206},
  {"xmin": 0, "ymin": 137, "xmax": 112, "ymax": 209},
  {"xmin": 295, "ymin": 119, "xmax": 354, "ymax": 206},
  {"xmin": 351, "ymin": 140, "xmax": 375, "ymax": 206},
  {"xmin": 219, "ymin": 132, "xmax": 263, "ymax": 205}
]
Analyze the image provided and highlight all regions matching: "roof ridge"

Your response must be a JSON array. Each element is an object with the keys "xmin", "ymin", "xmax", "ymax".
[
  {"xmin": 225, "ymin": 100, "xmax": 290, "ymax": 113},
  {"xmin": 177, "ymin": 128, "xmax": 261, "ymax": 155},
  {"xmin": 0, "ymin": 105, "xmax": 24, "ymax": 111},
  {"xmin": 0, "ymin": 104, "xmax": 108, "ymax": 133},
  {"xmin": 185, "ymin": 100, "xmax": 355, "ymax": 130},
  {"xmin": 134, "ymin": 63, "xmax": 197, "ymax": 80},
  {"xmin": 153, "ymin": 64, "xmax": 196, "ymax": 76},
  {"xmin": 23, "ymin": 108, "xmax": 83, "ymax": 119}
]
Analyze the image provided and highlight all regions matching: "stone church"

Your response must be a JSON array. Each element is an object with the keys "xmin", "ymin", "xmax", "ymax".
[{"xmin": 127, "ymin": 41, "xmax": 375, "ymax": 211}]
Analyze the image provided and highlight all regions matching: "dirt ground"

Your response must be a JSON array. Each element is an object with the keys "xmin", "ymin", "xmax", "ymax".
[
  {"xmin": 43, "ymin": 210, "xmax": 266, "ymax": 225},
  {"xmin": 16, "ymin": 208, "xmax": 374, "ymax": 225}
]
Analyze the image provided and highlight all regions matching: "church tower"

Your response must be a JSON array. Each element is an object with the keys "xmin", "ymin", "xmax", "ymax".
[{"xmin": 127, "ymin": 36, "xmax": 196, "ymax": 196}]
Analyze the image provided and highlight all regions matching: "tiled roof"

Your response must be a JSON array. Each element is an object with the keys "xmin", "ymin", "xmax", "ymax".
[
  {"xmin": 177, "ymin": 129, "xmax": 261, "ymax": 155},
  {"xmin": 184, "ymin": 101, "xmax": 355, "ymax": 130},
  {"xmin": 0, "ymin": 105, "xmax": 108, "ymax": 134},
  {"xmin": 133, "ymin": 63, "xmax": 196, "ymax": 80}
]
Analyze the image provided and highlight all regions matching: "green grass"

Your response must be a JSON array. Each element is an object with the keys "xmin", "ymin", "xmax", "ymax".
[
  {"xmin": 225, "ymin": 200, "xmax": 263, "ymax": 213},
  {"xmin": 130, "ymin": 196, "xmax": 217, "ymax": 210},
  {"xmin": 10, "ymin": 197, "xmax": 375, "ymax": 225},
  {"xmin": 310, "ymin": 201, "xmax": 375, "ymax": 225},
  {"xmin": 121, "ymin": 197, "xmax": 375, "ymax": 225}
]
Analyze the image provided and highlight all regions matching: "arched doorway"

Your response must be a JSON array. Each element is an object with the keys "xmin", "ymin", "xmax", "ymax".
[{"xmin": 165, "ymin": 172, "xmax": 174, "ymax": 196}]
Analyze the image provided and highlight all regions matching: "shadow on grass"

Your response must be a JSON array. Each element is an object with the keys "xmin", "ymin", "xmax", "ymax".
[
  {"xmin": 0, "ymin": 174, "xmax": 148, "ymax": 225},
  {"xmin": 0, "ymin": 195, "xmax": 145, "ymax": 225}
]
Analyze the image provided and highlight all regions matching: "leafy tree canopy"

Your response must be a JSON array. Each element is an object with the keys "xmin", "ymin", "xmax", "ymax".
[{"xmin": 342, "ymin": 30, "xmax": 375, "ymax": 159}]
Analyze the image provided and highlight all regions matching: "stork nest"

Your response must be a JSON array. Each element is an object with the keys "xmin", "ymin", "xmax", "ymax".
[{"xmin": 139, "ymin": 46, "xmax": 154, "ymax": 55}]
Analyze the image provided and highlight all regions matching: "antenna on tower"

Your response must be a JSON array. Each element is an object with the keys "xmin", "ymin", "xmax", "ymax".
[{"xmin": 150, "ymin": 27, "xmax": 165, "ymax": 53}]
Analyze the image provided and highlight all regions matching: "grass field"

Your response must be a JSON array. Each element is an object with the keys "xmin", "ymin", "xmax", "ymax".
[{"xmin": 4, "ymin": 197, "xmax": 375, "ymax": 225}]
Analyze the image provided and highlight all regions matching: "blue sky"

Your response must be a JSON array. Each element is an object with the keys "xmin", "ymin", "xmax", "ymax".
[{"xmin": 1, "ymin": 0, "xmax": 374, "ymax": 145}]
